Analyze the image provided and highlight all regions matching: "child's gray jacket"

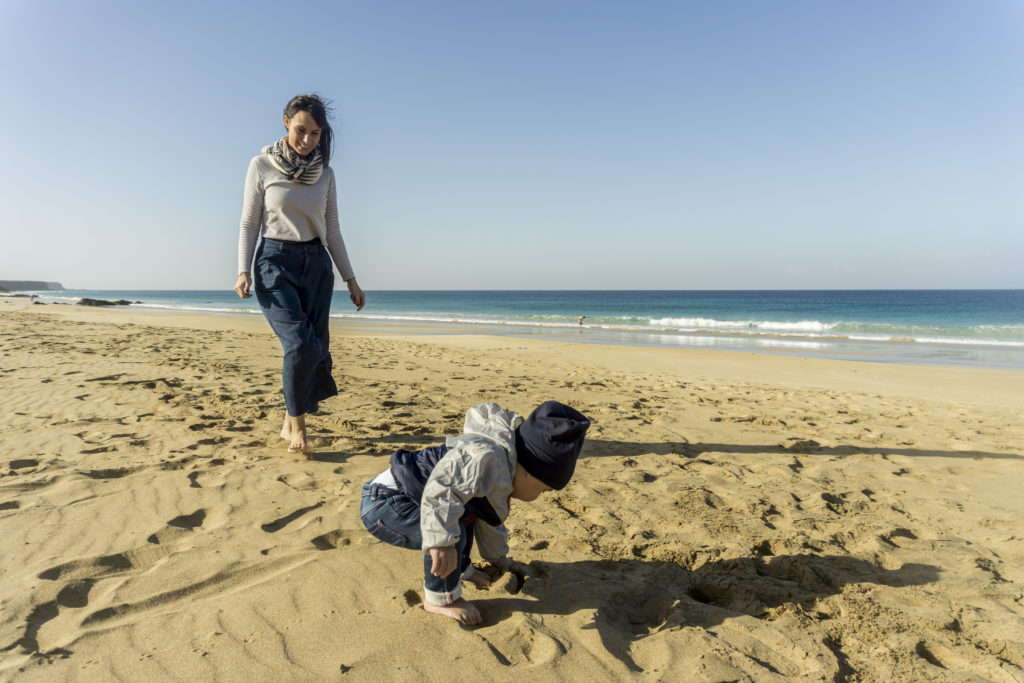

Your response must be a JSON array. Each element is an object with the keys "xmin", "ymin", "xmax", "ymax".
[{"xmin": 420, "ymin": 402, "xmax": 522, "ymax": 561}]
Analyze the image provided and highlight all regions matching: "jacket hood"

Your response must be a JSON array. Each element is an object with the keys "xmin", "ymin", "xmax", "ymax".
[{"xmin": 457, "ymin": 402, "xmax": 523, "ymax": 455}]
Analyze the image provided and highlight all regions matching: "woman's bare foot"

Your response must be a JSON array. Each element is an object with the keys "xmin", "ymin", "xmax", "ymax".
[
  {"xmin": 422, "ymin": 598, "xmax": 482, "ymax": 625},
  {"xmin": 279, "ymin": 413, "xmax": 308, "ymax": 453},
  {"xmin": 464, "ymin": 570, "xmax": 492, "ymax": 589}
]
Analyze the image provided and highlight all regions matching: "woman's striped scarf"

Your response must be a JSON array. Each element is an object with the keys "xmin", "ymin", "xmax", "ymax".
[{"xmin": 262, "ymin": 137, "xmax": 323, "ymax": 184}]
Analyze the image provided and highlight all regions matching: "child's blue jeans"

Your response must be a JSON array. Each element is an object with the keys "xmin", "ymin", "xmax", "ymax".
[{"xmin": 360, "ymin": 482, "xmax": 476, "ymax": 605}]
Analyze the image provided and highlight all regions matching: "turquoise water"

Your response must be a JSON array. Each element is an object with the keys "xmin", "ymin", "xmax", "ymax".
[{"xmin": 16, "ymin": 289, "xmax": 1024, "ymax": 368}]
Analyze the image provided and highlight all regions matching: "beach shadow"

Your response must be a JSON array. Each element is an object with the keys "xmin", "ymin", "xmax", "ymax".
[
  {"xmin": 311, "ymin": 435, "xmax": 1020, "ymax": 465},
  {"xmin": 477, "ymin": 553, "xmax": 939, "ymax": 672},
  {"xmin": 308, "ymin": 434, "xmax": 442, "ymax": 463},
  {"xmin": 307, "ymin": 451, "xmax": 354, "ymax": 464},
  {"xmin": 583, "ymin": 438, "xmax": 1023, "ymax": 461}
]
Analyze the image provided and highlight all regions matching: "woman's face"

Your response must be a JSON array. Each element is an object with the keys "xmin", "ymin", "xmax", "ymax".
[{"xmin": 283, "ymin": 110, "xmax": 322, "ymax": 157}]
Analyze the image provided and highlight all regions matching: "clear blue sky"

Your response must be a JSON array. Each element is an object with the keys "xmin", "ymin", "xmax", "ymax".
[{"xmin": 1, "ymin": 0, "xmax": 1021, "ymax": 290}]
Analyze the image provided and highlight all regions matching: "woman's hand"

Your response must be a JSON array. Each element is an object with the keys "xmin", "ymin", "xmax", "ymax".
[
  {"xmin": 234, "ymin": 272, "xmax": 252, "ymax": 298},
  {"xmin": 346, "ymin": 278, "xmax": 365, "ymax": 311},
  {"xmin": 428, "ymin": 547, "xmax": 458, "ymax": 578}
]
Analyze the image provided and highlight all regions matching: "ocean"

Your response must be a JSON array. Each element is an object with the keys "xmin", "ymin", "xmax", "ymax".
[{"xmin": 14, "ymin": 289, "xmax": 1024, "ymax": 369}]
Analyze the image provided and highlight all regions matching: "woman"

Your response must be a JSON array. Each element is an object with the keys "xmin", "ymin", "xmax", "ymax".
[{"xmin": 235, "ymin": 93, "xmax": 365, "ymax": 453}]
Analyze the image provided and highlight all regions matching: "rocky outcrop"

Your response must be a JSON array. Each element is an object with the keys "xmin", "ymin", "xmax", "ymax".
[
  {"xmin": 0, "ymin": 280, "xmax": 64, "ymax": 292},
  {"xmin": 76, "ymin": 298, "xmax": 132, "ymax": 307}
]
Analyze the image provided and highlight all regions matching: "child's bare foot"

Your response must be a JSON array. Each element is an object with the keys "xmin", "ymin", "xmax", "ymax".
[
  {"xmin": 422, "ymin": 598, "xmax": 482, "ymax": 625},
  {"xmin": 279, "ymin": 414, "xmax": 308, "ymax": 453},
  {"xmin": 464, "ymin": 571, "xmax": 492, "ymax": 588}
]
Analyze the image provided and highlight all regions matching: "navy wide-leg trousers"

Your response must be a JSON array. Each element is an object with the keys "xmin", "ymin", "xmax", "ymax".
[{"xmin": 254, "ymin": 237, "xmax": 337, "ymax": 416}]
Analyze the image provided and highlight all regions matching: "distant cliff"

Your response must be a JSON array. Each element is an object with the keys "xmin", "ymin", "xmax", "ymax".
[{"xmin": 0, "ymin": 280, "xmax": 65, "ymax": 292}]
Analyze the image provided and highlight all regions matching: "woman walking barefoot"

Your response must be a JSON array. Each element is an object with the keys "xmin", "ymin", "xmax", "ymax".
[{"xmin": 235, "ymin": 94, "xmax": 365, "ymax": 453}]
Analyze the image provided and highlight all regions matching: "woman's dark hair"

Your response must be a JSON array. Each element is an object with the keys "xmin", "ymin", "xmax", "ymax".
[{"xmin": 284, "ymin": 94, "xmax": 334, "ymax": 166}]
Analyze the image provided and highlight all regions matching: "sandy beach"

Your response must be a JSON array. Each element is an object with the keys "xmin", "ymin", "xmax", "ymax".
[{"xmin": 1, "ymin": 298, "xmax": 1023, "ymax": 681}]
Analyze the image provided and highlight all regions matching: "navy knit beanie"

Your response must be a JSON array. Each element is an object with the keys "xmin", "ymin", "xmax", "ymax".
[{"xmin": 514, "ymin": 401, "xmax": 591, "ymax": 490}]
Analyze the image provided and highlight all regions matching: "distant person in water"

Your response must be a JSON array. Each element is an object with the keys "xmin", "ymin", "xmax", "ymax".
[
  {"xmin": 578, "ymin": 315, "xmax": 586, "ymax": 325},
  {"xmin": 360, "ymin": 401, "xmax": 590, "ymax": 625},
  {"xmin": 234, "ymin": 93, "xmax": 365, "ymax": 454}
]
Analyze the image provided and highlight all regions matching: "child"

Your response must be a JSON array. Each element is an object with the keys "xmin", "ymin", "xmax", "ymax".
[{"xmin": 360, "ymin": 401, "xmax": 590, "ymax": 625}]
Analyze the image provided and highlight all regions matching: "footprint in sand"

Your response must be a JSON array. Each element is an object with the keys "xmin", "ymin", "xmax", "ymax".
[
  {"xmin": 310, "ymin": 527, "xmax": 366, "ymax": 550},
  {"xmin": 476, "ymin": 615, "xmax": 568, "ymax": 667},
  {"xmin": 9, "ymin": 458, "xmax": 40, "ymax": 471},
  {"xmin": 261, "ymin": 502, "xmax": 324, "ymax": 534},
  {"xmin": 80, "ymin": 467, "xmax": 134, "ymax": 479},
  {"xmin": 974, "ymin": 557, "xmax": 1009, "ymax": 583},
  {"xmin": 83, "ymin": 373, "xmax": 127, "ymax": 384},
  {"xmin": 147, "ymin": 509, "xmax": 207, "ymax": 544},
  {"xmin": 14, "ymin": 536, "xmax": 310, "ymax": 650},
  {"xmin": 0, "ymin": 579, "xmax": 99, "ymax": 655},
  {"xmin": 912, "ymin": 639, "xmax": 1016, "ymax": 680},
  {"xmin": 10, "ymin": 557, "xmax": 135, "ymax": 655},
  {"xmin": 79, "ymin": 446, "xmax": 117, "ymax": 455},
  {"xmin": 878, "ymin": 527, "xmax": 919, "ymax": 548},
  {"xmin": 225, "ymin": 424, "xmax": 254, "ymax": 432},
  {"xmin": 188, "ymin": 436, "xmax": 229, "ymax": 449}
]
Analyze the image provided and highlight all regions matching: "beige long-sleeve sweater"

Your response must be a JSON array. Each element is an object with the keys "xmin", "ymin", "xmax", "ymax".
[{"xmin": 237, "ymin": 155, "xmax": 355, "ymax": 280}]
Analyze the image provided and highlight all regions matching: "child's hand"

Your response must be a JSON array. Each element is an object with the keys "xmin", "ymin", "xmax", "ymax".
[{"xmin": 428, "ymin": 547, "xmax": 458, "ymax": 578}]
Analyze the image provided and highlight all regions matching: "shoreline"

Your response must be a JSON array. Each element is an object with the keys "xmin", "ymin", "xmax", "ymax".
[
  {"xmin": 4, "ymin": 296, "xmax": 1024, "ymax": 406},
  {"xmin": 6, "ymin": 296, "xmax": 1024, "ymax": 371}
]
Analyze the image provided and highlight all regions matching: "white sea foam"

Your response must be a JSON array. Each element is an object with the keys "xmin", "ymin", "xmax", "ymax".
[
  {"xmin": 329, "ymin": 312, "xmax": 576, "ymax": 329},
  {"xmin": 327, "ymin": 312, "xmax": 1024, "ymax": 350},
  {"xmin": 648, "ymin": 317, "xmax": 839, "ymax": 333},
  {"xmin": 133, "ymin": 303, "xmax": 262, "ymax": 315}
]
